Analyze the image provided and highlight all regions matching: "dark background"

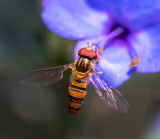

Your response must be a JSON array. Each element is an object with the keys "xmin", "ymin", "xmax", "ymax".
[{"xmin": 0, "ymin": 0, "xmax": 160, "ymax": 139}]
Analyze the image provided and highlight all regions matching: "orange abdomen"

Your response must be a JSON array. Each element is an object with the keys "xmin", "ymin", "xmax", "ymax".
[{"xmin": 68, "ymin": 78, "xmax": 87, "ymax": 115}]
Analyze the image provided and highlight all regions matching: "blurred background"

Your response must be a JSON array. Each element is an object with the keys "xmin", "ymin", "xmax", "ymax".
[{"xmin": 0, "ymin": 0, "xmax": 160, "ymax": 139}]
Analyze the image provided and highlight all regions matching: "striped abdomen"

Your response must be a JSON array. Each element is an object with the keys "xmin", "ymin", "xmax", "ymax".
[{"xmin": 68, "ymin": 78, "xmax": 87, "ymax": 115}]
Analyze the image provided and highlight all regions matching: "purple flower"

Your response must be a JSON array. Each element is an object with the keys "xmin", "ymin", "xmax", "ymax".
[{"xmin": 42, "ymin": 0, "xmax": 160, "ymax": 87}]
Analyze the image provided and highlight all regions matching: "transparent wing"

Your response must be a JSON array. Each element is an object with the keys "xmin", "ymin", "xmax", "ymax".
[
  {"xmin": 20, "ymin": 63, "xmax": 74, "ymax": 87},
  {"xmin": 89, "ymin": 73, "xmax": 129, "ymax": 113}
]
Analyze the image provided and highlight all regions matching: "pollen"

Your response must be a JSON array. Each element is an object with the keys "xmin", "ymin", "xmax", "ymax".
[
  {"xmin": 86, "ymin": 42, "xmax": 94, "ymax": 50},
  {"xmin": 130, "ymin": 55, "xmax": 141, "ymax": 68},
  {"xmin": 86, "ymin": 46, "xmax": 92, "ymax": 50}
]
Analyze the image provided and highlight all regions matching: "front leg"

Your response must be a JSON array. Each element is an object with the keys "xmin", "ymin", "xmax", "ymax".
[
  {"xmin": 94, "ymin": 47, "xmax": 104, "ymax": 63},
  {"xmin": 89, "ymin": 70, "xmax": 103, "ymax": 76}
]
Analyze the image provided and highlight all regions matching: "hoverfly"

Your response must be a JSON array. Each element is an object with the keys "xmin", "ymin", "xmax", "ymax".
[{"xmin": 21, "ymin": 43, "xmax": 129, "ymax": 115}]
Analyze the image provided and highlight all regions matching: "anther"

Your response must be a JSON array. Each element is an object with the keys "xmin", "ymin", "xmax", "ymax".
[
  {"xmin": 130, "ymin": 55, "xmax": 141, "ymax": 68},
  {"xmin": 97, "ymin": 47, "xmax": 104, "ymax": 55}
]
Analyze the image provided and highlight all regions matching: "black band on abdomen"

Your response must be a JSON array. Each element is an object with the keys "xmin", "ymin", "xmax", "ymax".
[
  {"xmin": 70, "ymin": 89, "xmax": 83, "ymax": 93},
  {"xmin": 70, "ymin": 85, "xmax": 86, "ymax": 91},
  {"xmin": 68, "ymin": 94, "xmax": 84, "ymax": 101},
  {"xmin": 68, "ymin": 106, "xmax": 80, "ymax": 111},
  {"xmin": 69, "ymin": 98, "xmax": 81, "ymax": 104}
]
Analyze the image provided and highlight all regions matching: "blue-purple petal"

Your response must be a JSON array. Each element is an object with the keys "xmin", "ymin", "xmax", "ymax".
[
  {"xmin": 97, "ymin": 40, "xmax": 134, "ymax": 87},
  {"xmin": 87, "ymin": 0, "xmax": 160, "ymax": 29},
  {"xmin": 86, "ymin": 0, "xmax": 123, "ymax": 23},
  {"xmin": 129, "ymin": 14, "xmax": 160, "ymax": 31},
  {"xmin": 130, "ymin": 25, "xmax": 160, "ymax": 73},
  {"xmin": 41, "ymin": 0, "xmax": 108, "ymax": 39}
]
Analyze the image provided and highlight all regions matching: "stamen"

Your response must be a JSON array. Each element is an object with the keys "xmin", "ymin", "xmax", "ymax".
[
  {"xmin": 107, "ymin": 27, "xmax": 124, "ymax": 40},
  {"xmin": 96, "ymin": 27, "xmax": 124, "ymax": 48},
  {"xmin": 130, "ymin": 55, "xmax": 141, "ymax": 68},
  {"xmin": 97, "ymin": 47, "xmax": 104, "ymax": 55},
  {"xmin": 110, "ymin": 24, "xmax": 130, "ymax": 40}
]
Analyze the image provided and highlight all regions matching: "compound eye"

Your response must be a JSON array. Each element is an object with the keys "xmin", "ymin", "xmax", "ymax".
[
  {"xmin": 78, "ymin": 48, "xmax": 86, "ymax": 56},
  {"xmin": 87, "ymin": 50, "xmax": 97, "ymax": 59},
  {"xmin": 78, "ymin": 48, "xmax": 97, "ymax": 59}
]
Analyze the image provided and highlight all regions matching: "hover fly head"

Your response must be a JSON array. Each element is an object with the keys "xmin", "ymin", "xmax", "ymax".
[{"xmin": 78, "ymin": 42, "xmax": 97, "ymax": 60}]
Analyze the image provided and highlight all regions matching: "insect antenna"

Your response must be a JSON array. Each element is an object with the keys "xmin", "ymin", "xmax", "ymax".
[{"xmin": 86, "ymin": 42, "xmax": 94, "ymax": 50}]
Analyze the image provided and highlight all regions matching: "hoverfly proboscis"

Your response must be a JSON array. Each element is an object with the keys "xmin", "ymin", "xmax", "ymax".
[{"xmin": 21, "ymin": 44, "xmax": 129, "ymax": 115}]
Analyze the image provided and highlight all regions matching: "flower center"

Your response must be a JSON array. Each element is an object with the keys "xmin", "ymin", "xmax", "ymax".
[{"xmin": 110, "ymin": 24, "xmax": 130, "ymax": 40}]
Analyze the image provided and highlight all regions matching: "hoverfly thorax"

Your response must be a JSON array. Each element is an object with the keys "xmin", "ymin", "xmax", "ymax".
[{"xmin": 75, "ymin": 46, "xmax": 97, "ymax": 78}]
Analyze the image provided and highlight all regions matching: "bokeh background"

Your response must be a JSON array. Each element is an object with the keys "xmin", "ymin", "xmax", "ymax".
[{"xmin": 0, "ymin": 0, "xmax": 160, "ymax": 139}]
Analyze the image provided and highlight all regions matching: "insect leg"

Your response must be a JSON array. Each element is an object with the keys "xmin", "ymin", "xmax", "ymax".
[{"xmin": 94, "ymin": 47, "xmax": 104, "ymax": 63}]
